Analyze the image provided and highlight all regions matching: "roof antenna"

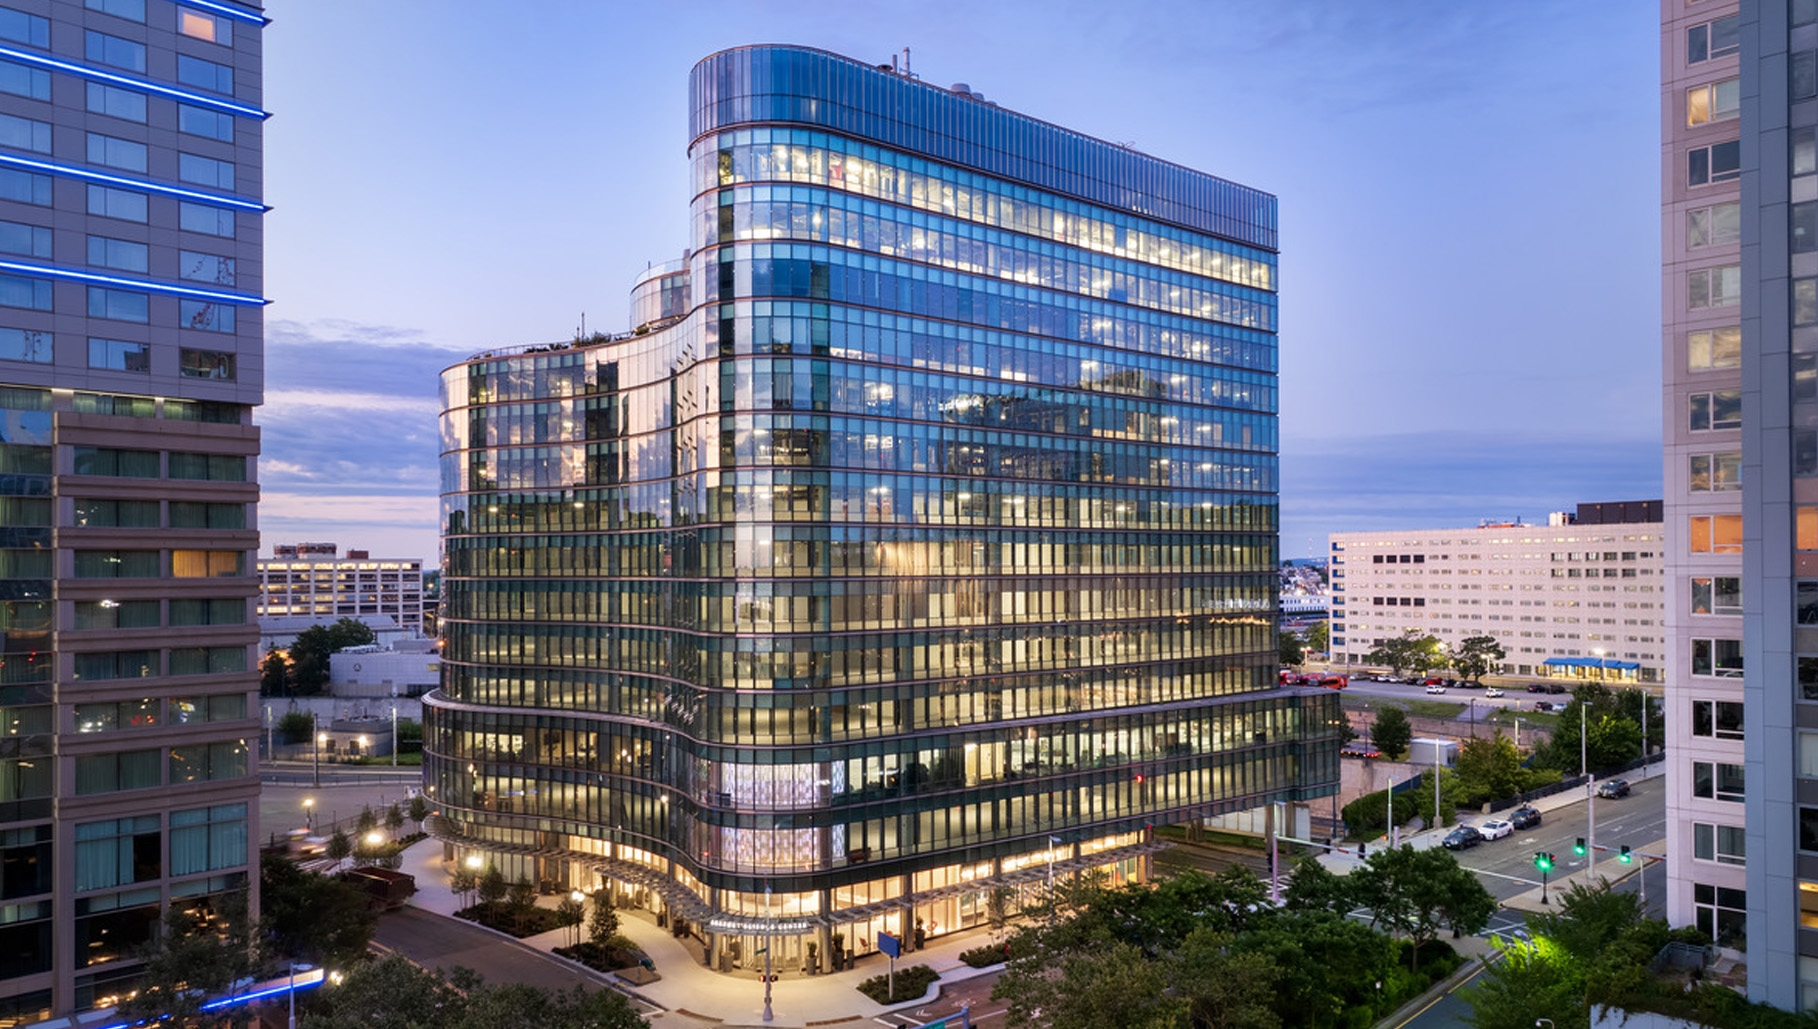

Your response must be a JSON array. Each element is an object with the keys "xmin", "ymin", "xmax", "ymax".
[
  {"xmin": 902, "ymin": 46, "xmax": 912, "ymax": 78},
  {"xmin": 891, "ymin": 53, "xmax": 898, "ymax": 74}
]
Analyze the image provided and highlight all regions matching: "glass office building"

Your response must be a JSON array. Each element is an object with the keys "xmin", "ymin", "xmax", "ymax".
[{"xmin": 429, "ymin": 44, "xmax": 1338, "ymax": 973}]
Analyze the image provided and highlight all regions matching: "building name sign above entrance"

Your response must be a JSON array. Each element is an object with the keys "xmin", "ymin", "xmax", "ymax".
[{"xmin": 706, "ymin": 916, "xmax": 818, "ymax": 935}]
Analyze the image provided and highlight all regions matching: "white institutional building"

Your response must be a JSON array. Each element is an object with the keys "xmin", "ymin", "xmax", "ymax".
[
  {"xmin": 1328, "ymin": 501, "xmax": 1665, "ymax": 683},
  {"xmin": 255, "ymin": 542, "xmax": 426, "ymax": 636}
]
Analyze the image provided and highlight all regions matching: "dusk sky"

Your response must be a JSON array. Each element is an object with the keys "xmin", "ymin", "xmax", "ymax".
[{"xmin": 259, "ymin": 1, "xmax": 1661, "ymax": 562}]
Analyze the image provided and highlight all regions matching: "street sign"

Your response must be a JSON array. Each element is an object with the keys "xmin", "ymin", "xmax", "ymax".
[{"xmin": 878, "ymin": 931, "xmax": 901, "ymax": 958}]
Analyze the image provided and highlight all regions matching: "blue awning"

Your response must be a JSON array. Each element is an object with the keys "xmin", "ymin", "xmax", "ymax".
[{"xmin": 1543, "ymin": 657, "xmax": 1638, "ymax": 670}]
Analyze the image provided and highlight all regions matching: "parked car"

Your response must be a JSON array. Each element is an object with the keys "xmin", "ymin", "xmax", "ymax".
[
  {"xmin": 1422, "ymin": 677, "xmax": 1445, "ymax": 686},
  {"xmin": 1532, "ymin": 701, "xmax": 1555, "ymax": 712},
  {"xmin": 1509, "ymin": 805, "xmax": 1542, "ymax": 829},
  {"xmin": 1484, "ymin": 687, "xmax": 1504, "ymax": 698},
  {"xmin": 1442, "ymin": 826, "xmax": 1483, "ymax": 850},
  {"xmin": 1596, "ymin": 778, "xmax": 1632, "ymax": 799},
  {"xmin": 1478, "ymin": 818, "xmax": 1515, "ymax": 840},
  {"xmin": 1545, "ymin": 683, "xmax": 1569, "ymax": 695},
  {"xmin": 1425, "ymin": 684, "xmax": 1448, "ymax": 695}
]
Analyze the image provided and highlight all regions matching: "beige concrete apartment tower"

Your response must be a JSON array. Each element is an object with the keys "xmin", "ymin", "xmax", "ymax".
[
  {"xmin": 0, "ymin": 1, "xmax": 267, "ymax": 1020},
  {"xmin": 1662, "ymin": 0, "xmax": 1747, "ymax": 953}
]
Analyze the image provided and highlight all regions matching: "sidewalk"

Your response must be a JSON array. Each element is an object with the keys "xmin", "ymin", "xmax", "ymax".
[{"xmin": 394, "ymin": 840, "xmax": 1003, "ymax": 1028}]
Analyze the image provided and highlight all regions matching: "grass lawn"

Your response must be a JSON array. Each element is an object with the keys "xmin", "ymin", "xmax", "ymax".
[
  {"xmin": 1485, "ymin": 708, "xmax": 1560, "ymax": 732},
  {"xmin": 1398, "ymin": 699, "xmax": 1465, "ymax": 720}
]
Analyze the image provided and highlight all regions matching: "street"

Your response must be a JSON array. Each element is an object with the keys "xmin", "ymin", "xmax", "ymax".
[{"xmin": 372, "ymin": 906, "xmax": 656, "ymax": 1014}]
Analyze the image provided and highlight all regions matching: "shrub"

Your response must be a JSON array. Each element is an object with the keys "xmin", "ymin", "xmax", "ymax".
[
  {"xmin": 959, "ymin": 943, "xmax": 1010, "ymax": 968},
  {"xmin": 857, "ymin": 964, "xmax": 939, "ymax": 1003}
]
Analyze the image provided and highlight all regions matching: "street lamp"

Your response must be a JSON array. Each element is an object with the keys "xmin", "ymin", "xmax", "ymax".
[
  {"xmin": 288, "ymin": 961, "xmax": 313, "ymax": 1029},
  {"xmin": 312, "ymin": 709, "xmax": 324, "ymax": 788},
  {"xmin": 465, "ymin": 853, "xmax": 483, "ymax": 871},
  {"xmin": 570, "ymin": 890, "xmax": 585, "ymax": 947},
  {"xmin": 302, "ymin": 797, "xmax": 315, "ymax": 834}
]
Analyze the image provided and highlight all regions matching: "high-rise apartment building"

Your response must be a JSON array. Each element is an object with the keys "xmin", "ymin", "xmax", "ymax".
[
  {"xmin": 256, "ymin": 542, "xmax": 426, "ymax": 636},
  {"xmin": 1328, "ymin": 501, "xmax": 1666, "ymax": 682},
  {"xmin": 428, "ymin": 45, "xmax": 1339, "ymax": 974},
  {"xmin": 1662, "ymin": 0, "xmax": 1749, "ymax": 971},
  {"xmin": 0, "ymin": 1, "xmax": 265, "ymax": 1022}
]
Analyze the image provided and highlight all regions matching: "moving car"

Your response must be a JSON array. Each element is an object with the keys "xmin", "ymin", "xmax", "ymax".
[
  {"xmin": 1509, "ymin": 805, "xmax": 1542, "ymax": 829},
  {"xmin": 1596, "ymin": 778, "xmax": 1632, "ymax": 799},
  {"xmin": 1442, "ymin": 826, "xmax": 1483, "ymax": 850},
  {"xmin": 1478, "ymin": 818, "xmax": 1514, "ymax": 840},
  {"xmin": 1425, "ymin": 684, "xmax": 1448, "ymax": 695},
  {"xmin": 1532, "ymin": 701, "xmax": 1556, "ymax": 712},
  {"xmin": 1483, "ymin": 687, "xmax": 1504, "ymax": 698}
]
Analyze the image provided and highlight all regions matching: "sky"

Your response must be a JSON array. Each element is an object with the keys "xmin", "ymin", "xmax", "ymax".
[{"xmin": 258, "ymin": 0, "xmax": 1663, "ymax": 562}]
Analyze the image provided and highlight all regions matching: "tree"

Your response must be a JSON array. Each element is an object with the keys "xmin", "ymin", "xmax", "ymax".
[
  {"xmin": 1170, "ymin": 929, "xmax": 1280, "ymax": 1029},
  {"xmin": 589, "ymin": 893, "xmax": 620, "ymax": 945},
  {"xmin": 325, "ymin": 828, "xmax": 352, "ymax": 865},
  {"xmin": 297, "ymin": 953, "xmax": 650, "ymax": 1029},
  {"xmin": 1451, "ymin": 732, "xmax": 1523, "ymax": 806},
  {"xmin": 1349, "ymin": 846, "xmax": 1494, "ymax": 969},
  {"xmin": 1451, "ymin": 635, "xmax": 1505, "ymax": 682},
  {"xmin": 1407, "ymin": 634, "xmax": 1447, "ymax": 677},
  {"xmin": 1371, "ymin": 706, "xmax": 1413, "ymax": 759},
  {"xmin": 1305, "ymin": 620, "xmax": 1329, "ymax": 657},
  {"xmin": 1537, "ymin": 686, "xmax": 1647, "ymax": 773},
  {"xmin": 288, "ymin": 618, "xmax": 379, "ymax": 695},
  {"xmin": 451, "ymin": 865, "xmax": 477, "ymax": 910},
  {"xmin": 118, "ymin": 893, "xmax": 257, "ymax": 1029},
  {"xmin": 276, "ymin": 710, "xmax": 314, "ymax": 745},
  {"xmin": 507, "ymin": 875, "xmax": 537, "ymax": 913},
  {"xmin": 556, "ymin": 894, "xmax": 585, "ymax": 947},
  {"xmin": 1236, "ymin": 912, "xmax": 1395, "ymax": 1028},
  {"xmin": 478, "ymin": 864, "xmax": 507, "ymax": 906},
  {"xmin": 1281, "ymin": 857, "xmax": 1353, "ymax": 915},
  {"xmin": 1278, "ymin": 631, "xmax": 1305, "ymax": 668},
  {"xmin": 260, "ymin": 853, "xmax": 377, "ymax": 967},
  {"xmin": 261, "ymin": 648, "xmax": 292, "ymax": 696},
  {"xmin": 408, "ymin": 792, "xmax": 430, "ymax": 828},
  {"xmin": 994, "ymin": 941, "xmax": 1182, "ymax": 1029},
  {"xmin": 1365, "ymin": 630, "xmax": 1443, "ymax": 677},
  {"xmin": 384, "ymin": 802, "xmax": 405, "ymax": 835},
  {"xmin": 356, "ymin": 805, "xmax": 378, "ymax": 834}
]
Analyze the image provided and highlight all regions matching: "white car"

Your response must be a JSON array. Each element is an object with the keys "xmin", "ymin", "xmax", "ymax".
[
  {"xmin": 1484, "ymin": 687, "xmax": 1504, "ymax": 698},
  {"xmin": 1478, "ymin": 818, "xmax": 1515, "ymax": 840},
  {"xmin": 1425, "ymin": 684, "xmax": 1447, "ymax": 695}
]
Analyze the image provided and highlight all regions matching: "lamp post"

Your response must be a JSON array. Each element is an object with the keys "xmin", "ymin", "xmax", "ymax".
[
  {"xmin": 303, "ymin": 797, "xmax": 315, "ymax": 835},
  {"xmin": 1583, "ymin": 704, "xmax": 1596, "ymax": 870},
  {"xmin": 391, "ymin": 704, "xmax": 398, "ymax": 768},
  {"xmin": 570, "ymin": 890, "xmax": 584, "ymax": 947},
  {"xmin": 312, "ymin": 710, "xmax": 322, "ymax": 788}
]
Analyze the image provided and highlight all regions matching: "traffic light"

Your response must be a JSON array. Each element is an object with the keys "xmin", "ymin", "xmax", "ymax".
[
  {"xmin": 1534, "ymin": 851, "xmax": 1552, "ymax": 872},
  {"xmin": 1574, "ymin": 837, "xmax": 1587, "ymax": 857},
  {"xmin": 1620, "ymin": 845, "xmax": 1633, "ymax": 864}
]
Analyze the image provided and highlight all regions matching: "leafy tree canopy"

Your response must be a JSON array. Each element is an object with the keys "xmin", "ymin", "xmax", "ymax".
[
  {"xmin": 1371, "ymin": 706, "xmax": 1413, "ymax": 760},
  {"xmin": 1452, "ymin": 635, "xmax": 1505, "ymax": 682}
]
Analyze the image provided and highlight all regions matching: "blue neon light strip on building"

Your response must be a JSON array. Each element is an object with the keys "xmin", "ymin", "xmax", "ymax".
[
  {"xmin": 174, "ymin": 0, "xmax": 270, "ymax": 26},
  {"xmin": 0, "ymin": 46, "xmax": 267, "ymax": 119},
  {"xmin": 0, "ymin": 260, "xmax": 268, "ymax": 306},
  {"xmin": 0, "ymin": 152, "xmax": 265, "ymax": 212},
  {"xmin": 91, "ymin": 969, "xmax": 325, "ymax": 1029}
]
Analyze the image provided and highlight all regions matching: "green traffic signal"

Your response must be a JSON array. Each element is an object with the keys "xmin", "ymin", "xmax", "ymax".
[
  {"xmin": 1534, "ymin": 851, "xmax": 1552, "ymax": 871},
  {"xmin": 1574, "ymin": 837, "xmax": 1586, "ymax": 857},
  {"xmin": 1620, "ymin": 845, "xmax": 1633, "ymax": 864}
]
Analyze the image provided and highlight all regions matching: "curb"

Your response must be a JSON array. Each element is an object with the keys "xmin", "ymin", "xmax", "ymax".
[{"xmin": 1372, "ymin": 950, "xmax": 1499, "ymax": 1029}]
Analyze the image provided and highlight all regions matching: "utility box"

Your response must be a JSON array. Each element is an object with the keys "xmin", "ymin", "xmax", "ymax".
[{"xmin": 1408, "ymin": 738, "xmax": 1459, "ymax": 768}]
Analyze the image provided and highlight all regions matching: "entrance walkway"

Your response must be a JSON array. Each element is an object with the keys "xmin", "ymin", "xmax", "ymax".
[{"xmin": 392, "ymin": 839, "xmax": 1004, "ymax": 1027}]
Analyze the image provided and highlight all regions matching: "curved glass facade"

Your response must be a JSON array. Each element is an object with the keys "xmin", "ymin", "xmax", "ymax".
[{"xmin": 429, "ymin": 44, "xmax": 1338, "ymax": 971}]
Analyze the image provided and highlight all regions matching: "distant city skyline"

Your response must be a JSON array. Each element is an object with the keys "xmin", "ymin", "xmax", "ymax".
[{"xmin": 260, "ymin": 1, "xmax": 1662, "ymax": 561}]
